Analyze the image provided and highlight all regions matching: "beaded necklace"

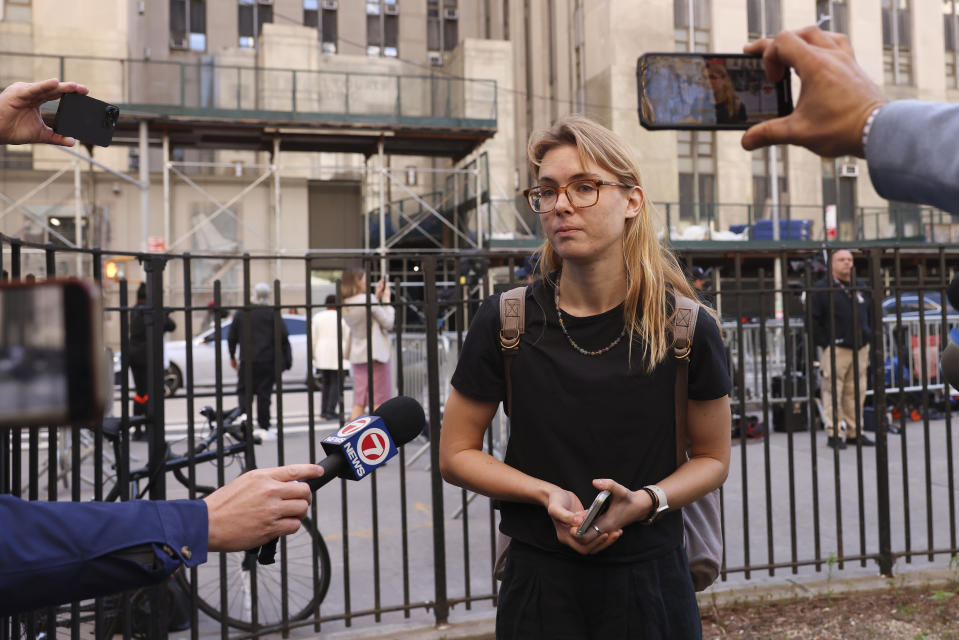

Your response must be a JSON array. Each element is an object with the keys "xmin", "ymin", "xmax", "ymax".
[{"xmin": 554, "ymin": 280, "xmax": 626, "ymax": 356}]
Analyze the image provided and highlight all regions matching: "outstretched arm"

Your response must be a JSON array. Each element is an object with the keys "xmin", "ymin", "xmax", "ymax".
[{"xmin": 0, "ymin": 78, "xmax": 90, "ymax": 146}]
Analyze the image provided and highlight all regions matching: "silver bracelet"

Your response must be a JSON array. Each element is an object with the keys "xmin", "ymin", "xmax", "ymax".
[{"xmin": 861, "ymin": 105, "xmax": 882, "ymax": 153}]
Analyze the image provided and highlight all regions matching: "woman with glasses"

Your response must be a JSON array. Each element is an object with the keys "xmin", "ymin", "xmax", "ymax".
[{"xmin": 439, "ymin": 114, "xmax": 731, "ymax": 639}]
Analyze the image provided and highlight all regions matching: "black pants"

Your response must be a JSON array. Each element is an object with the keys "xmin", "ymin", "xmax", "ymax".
[
  {"xmin": 236, "ymin": 360, "xmax": 276, "ymax": 429},
  {"xmin": 129, "ymin": 357, "xmax": 148, "ymax": 418},
  {"xmin": 496, "ymin": 541, "xmax": 701, "ymax": 640},
  {"xmin": 318, "ymin": 369, "xmax": 341, "ymax": 417}
]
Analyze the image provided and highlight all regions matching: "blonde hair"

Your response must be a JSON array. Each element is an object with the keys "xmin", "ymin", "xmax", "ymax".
[
  {"xmin": 527, "ymin": 114, "xmax": 708, "ymax": 372},
  {"xmin": 341, "ymin": 268, "xmax": 366, "ymax": 298},
  {"xmin": 706, "ymin": 64, "xmax": 743, "ymax": 121}
]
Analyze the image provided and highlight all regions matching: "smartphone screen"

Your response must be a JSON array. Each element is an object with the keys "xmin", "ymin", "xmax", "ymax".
[
  {"xmin": 637, "ymin": 53, "xmax": 793, "ymax": 130},
  {"xmin": 0, "ymin": 279, "xmax": 105, "ymax": 427}
]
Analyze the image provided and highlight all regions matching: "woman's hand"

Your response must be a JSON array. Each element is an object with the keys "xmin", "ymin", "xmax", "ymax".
[
  {"xmin": 546, "ymin": 488, "xmax": 618, "ymax": 555},
  {"xmin": 374, "ymin": 278, "xmax": 391, "ymax": 303},
  {"xmin": 576, "ymin": 478, "xmax": 653, "ymax": 551}
]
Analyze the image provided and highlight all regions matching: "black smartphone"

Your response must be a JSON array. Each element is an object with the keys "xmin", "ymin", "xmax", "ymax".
[
  {"xmin": 53, "ymin": 93, "xmax": 120, "ymax": 147},
  {"xmin": 574, "ymin": 489, "xmax": 611, "ymax": 537},
  {"xmin": 637, "ymin": 52, "xmax": 793, "ymax": 131},
  {"xmin": 0, "ymin": 279, "xmax": 107, "ymax": 427}
]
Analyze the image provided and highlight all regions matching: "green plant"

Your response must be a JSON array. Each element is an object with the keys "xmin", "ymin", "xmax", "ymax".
[{"xmin": 930, "ymin": 590, "xmax": 955, "ymax": 602}]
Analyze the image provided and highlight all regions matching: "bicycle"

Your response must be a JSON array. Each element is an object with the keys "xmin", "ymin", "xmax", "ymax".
[{"xmin": 98, "ymin": 405, "xmax": 332, "ymax": 632}]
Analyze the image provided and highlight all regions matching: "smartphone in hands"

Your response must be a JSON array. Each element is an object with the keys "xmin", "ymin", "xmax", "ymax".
[
  {"xmin": 574, "ymin": 489, "xmax": 612, "ymax": 537},
  {"xmin": 53, "ymin": 93, "xmax": 120, "ymax": 147},
  {"xmin": 637, "ymin": 52, "xmax": 793, "ymax": 131}
]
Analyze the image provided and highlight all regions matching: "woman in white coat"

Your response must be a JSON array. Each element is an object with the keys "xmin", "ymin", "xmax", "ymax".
[
  {"xmin": 341, "ymin": 268, "xmax": 395, "ymax": 419},
  {"xmin": 311, "ymin": 294, "xmax": 350, "ymax": 420}
]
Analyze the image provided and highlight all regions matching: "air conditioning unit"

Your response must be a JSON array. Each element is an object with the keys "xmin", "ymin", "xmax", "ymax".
[
  {"xmin": 428, "ymin": 51, "xmax": 443, "ymax": 66},
  {"xmin": 258, "ymin": 0, "xmax": 274, "ymax": 4},
  {"xmin": 444, "ymin": 8, "xmax": 458, "ymax": 19},
  {"xmin": 838, "ymin": 163, "xmax": 859, "ymax": 178},
  {"xmin": 384, "ymin": 3, "xmax": 399, "ymax": 15},
  {"xmin": 170, "ymin": 36, "xmax": 189, "ymax": 50},
  {"xmin": 320, "ymin": 0, "xmax": 338, "ymax": 9}
]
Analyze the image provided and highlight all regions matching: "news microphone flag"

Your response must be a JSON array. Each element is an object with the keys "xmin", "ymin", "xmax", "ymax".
[{"xmin": 320, "ymin": 415, "xmax": 399, "ymax": 480}]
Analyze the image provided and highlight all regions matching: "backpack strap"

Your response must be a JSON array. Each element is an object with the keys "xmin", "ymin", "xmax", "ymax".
[
  {"xmin": 499, "ymin": 286, "xmax": 527, "ymax": 417},
  {"xmin": 673, "ymin": 295, "xmax": 699, "ymax": 467}
]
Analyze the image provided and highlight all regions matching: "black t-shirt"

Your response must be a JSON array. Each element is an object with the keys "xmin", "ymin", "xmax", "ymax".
[{"xmin": 450, "ymin": 279, "xmax": 731, "ymax": 562}]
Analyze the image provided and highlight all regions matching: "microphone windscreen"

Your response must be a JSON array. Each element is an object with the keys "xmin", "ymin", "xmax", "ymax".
[
  {"xmin": 942, "ymin": 342, "xmax": 959, "ymax": 392},
  {"xmin": 372, "ymin": 396, "xmax": 425, "ymax": 446},
  {"xmin": 948, "ymin": 273, "xmax": 959, "ymax": 311}
]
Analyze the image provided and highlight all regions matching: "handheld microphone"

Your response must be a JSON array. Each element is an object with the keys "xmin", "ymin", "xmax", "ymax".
[
  {"xmin": 304, "ymin": 395, "xmax": 426, "ymax": 492},
  {"xmin": 941, "ymin": 341, "xmax": 959, "ymax": 393},
  {"xmin": 255, "ymin": 396, "xmax": 425, "ymax": 564}
]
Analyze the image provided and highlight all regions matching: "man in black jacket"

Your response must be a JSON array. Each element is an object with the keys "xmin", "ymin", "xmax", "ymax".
[
  {"xmin": 228, "ymin": 283, "xmax": 292, "ymax": 439},
  {"xmin": 128, "ymin": 282, "xmax": 176, "ymax": 439},
  {"xmin": 810, "ymin": 249, "xmax": 874, "ymax": 449}
]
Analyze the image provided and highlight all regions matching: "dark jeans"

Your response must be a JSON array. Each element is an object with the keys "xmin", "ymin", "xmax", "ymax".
[
  {"xmin": 237, "ymin": 360, "xmax": 276, "ymax": 429},
  {"xmin": 318, "ymin": 369, "xmax": 341, "ymax": 417}
]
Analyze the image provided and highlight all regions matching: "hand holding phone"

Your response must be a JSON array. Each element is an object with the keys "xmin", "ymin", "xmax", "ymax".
[
  {"xmin": 53, "ymin": 93, "xmax": 119, "ymax": 147},
  {"xmin": 637, "ymin": 53, "xmax": 793, "ymax": 131},
  {"xmin": 574, "ymin": 489, "xmax": 611, "ymax": 537}
]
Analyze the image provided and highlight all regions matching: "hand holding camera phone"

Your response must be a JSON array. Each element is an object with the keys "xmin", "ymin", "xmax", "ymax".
[
  {"xmin": 637, "ymin": 53, "xmax": 793, "ymax": 131},
  {"xmin": 53, "ymin": 93, "xmax": 120, "ymax": 147},
  {"xmin": 574, "ymin": 489, "xmax": 611, "ymax": 537}
]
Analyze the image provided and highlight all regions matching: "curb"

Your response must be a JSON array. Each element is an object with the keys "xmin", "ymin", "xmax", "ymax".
[{"xmin": 697, "ymin": 568, "xmax": 959, "ymax": 609}]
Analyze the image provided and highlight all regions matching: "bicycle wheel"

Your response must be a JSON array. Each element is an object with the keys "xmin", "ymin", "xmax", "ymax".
[{"xmin": 178, "ymin": 516, "xmax": 331, "ymax": 631}]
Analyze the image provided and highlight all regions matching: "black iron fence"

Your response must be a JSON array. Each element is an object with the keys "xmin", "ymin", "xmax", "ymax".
[{"xmin": 2, "ymin": 236, "xmax": 958, "ymax": 638}]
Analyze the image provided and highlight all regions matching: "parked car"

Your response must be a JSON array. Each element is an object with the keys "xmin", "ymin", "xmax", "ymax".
[
  {"xmin": 116, "ymin": 314, "xmax": 310, "ymax": 397},
  {"xmin": 881, "ymin": 292, "xmax": 947, "ymax": 317}
]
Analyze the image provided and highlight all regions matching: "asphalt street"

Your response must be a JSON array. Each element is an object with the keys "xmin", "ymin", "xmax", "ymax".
[{"xmin": 18, "ymin": 389, "xmax": 959, "ymax": 638}]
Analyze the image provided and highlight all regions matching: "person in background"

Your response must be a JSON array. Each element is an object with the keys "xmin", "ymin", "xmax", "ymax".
[
  {"xmin": 128, "ymin": 282, "xmax": 176, "ymax": 440},
  {"xmin": 341, "ymin": 269, "xmax": 395, "ymax": 420},
  {"xmin": 228, "ymin": 282, "xmax": 292, "ymax": 440},
  {"xmin": 810, "ymin": 249, "xmax": 874, "ymax": 450},
  {"xmin": 312, "ymin": 294, "xmax": 350, "ymax": 421}
]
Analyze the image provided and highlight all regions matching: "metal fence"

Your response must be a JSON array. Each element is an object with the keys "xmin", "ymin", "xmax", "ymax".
[{"xmin": 2, "ymin": 237, "xmax": 959, "ymax": 639}]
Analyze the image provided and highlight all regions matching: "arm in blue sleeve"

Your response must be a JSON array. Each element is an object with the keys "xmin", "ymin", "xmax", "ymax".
[
  {"xmin": 0, "ymin": 495, "xmax": 208, "ymax": 616},
  {"xmin": 866, "ymin": 100, "xmax": 959, "ymax": 215}
]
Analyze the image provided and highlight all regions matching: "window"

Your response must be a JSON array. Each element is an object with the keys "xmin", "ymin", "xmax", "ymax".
[
  {"xmin": 677, "ymin": 131, "xmax": 715, "ymax": 224},
  {"xmin": 170, "ymin": 0, "xmax": 206, "ymax": 51},
  {"xmin": 674, "ymin": 0, "xmax": 710, "ymax": 52},
  {"xmin": 239, "ymin": 0, "xmax": 273, "ymax": 49},
  {"xmin": 0, "ymin": 145, "xmax": 31, "ymax": 169},
  {"xmin": 367, "ymin": 0, "xmax": 398, "ymax": 57},
  {"xmin": 746, "ymin": 0, "xmax": 780, "ymax": 40},
  {"xmin": 816, "ymin": 0, "xmax": 848, "ymax": 34},
  {"xmin": 304, "ymin": 0, "xmax": 337, "ymax": 53},
  {"xmin": 946, "ymin": 0, "xmax": 959, "ymax": 87},
  {"xmin": 1, "ymin": 0, "xmax": 31, "ymax": 23},
  {"xmin": 751, "ymin": 148, "xmax": 787, "ymax": 221},
  {"xmin": 427, "ymin": 0, "xmax": 458, "ymax": 62},
  {"xmin": 882, "ymin": 0, "xmax": 912, "ymax": 85}
]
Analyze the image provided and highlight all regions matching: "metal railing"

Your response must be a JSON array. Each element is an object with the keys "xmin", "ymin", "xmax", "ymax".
[
  {"xmin": 0, "ymin": 51, "xmax": 498, "ymax": 128},
  {"xmin": 3, "ymin": 238, "xmax": 959, "ymax": 638}
]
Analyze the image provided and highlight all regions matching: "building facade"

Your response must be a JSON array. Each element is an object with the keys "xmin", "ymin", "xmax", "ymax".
[{"xmin": 1, "ymin": 0, "xmax": 957, "ymax": 289}]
